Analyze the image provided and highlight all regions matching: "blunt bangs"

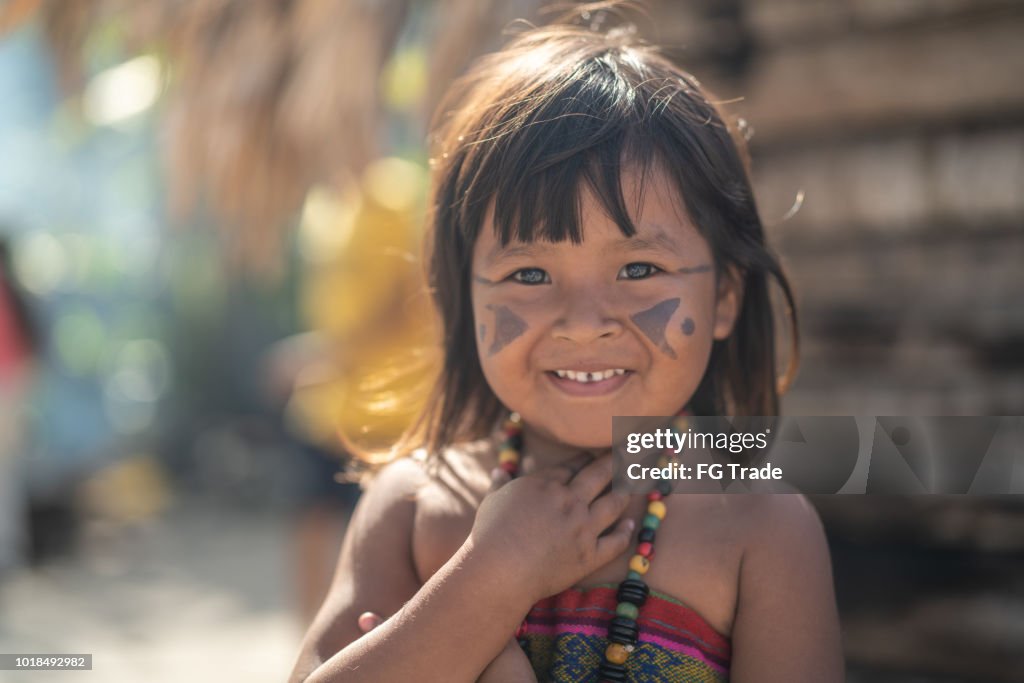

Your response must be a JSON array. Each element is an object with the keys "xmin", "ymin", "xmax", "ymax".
[
  {"xmin": 437, "ymin": 28, "xmax": 734, "ymax": 256},
  {"xmin": 434, "ymin": 25, "xmax": 745, "ymax": 258}
]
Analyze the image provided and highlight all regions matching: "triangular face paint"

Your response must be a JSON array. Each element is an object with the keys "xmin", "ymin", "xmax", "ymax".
[
  {"xmin": 487, "ymin": 305, "xmax": 527, "ymax": 355},
  {"xmin": 631, "ymin": 298, "xmax": 680, "ymax": 359}
]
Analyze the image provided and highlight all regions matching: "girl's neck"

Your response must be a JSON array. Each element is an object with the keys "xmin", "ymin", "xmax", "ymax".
[
  {"xmin": 518, "ymin": 422, "xmax": 609, "ymax": 472},
  {"xmin": 506, "ymin": 404, "xmax": 692, "ymax": 472}
]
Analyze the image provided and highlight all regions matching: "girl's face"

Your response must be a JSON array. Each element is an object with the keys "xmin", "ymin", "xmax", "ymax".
[{"xmin": 471, "ymin": 168, "xmax": 742, "ymax": 449}]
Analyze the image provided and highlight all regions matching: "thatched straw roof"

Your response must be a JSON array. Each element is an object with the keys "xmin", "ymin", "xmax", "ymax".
[{"xmin": 3, "ymin": 0, "xmax": 544, "ymax": 269}]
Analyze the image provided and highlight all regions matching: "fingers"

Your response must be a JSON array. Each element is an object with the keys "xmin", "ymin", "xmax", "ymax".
[
  {"xmin": 587, "ymin": 489, "xmax": 630, "ymax": 533},
  {"xmin": 593, "ymin": 517, "xmax": 636, "ymax": 568},
  {"xmin": 357, "ymin": 611, "xmax": 383, "ymax": 633},
  {"xmin": 562, "ymin": 451, "xmax": 598, "ymax": 476},
  {"xmin": 567, "ymin": 453, "xmax": 615, "ymax": 503}
]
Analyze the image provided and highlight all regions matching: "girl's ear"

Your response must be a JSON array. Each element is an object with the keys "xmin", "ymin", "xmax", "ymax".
[{"xmin": 712, "ymin": 265, "xmax": 743, "ymax": 340}]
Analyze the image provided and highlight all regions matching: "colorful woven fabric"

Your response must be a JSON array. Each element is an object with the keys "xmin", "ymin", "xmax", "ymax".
[{"xmin": 521, "ymin": 585, "xmax": 730, "ymax": 682}]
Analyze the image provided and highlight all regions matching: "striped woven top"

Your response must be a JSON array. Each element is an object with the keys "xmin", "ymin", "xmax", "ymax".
[{"xmin": 520, "ymin": 584, "xmax": 731, "ymax": 682}]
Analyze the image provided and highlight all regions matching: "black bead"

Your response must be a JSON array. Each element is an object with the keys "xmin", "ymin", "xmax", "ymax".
[
  {"xmin": 657, "ymin": 480, "xmax": 673, "ymax": 496},
  {"xmin": 617, "ymin": 579, "xmax": 649, "ymax": 607},
  {"xmin": 507, "ymin": 433, "xmax": 523, "ymax": 450},
  {"xmin": 608, "ymin": 616, "xmax": 639, "ymax": 644},
  {"xmin": 638, "ymin": 528, "xmax": 656, "ymax": 544},
  {"xmin": 598, "ymin": 661, "xmax": 628, "ymax": 681}
]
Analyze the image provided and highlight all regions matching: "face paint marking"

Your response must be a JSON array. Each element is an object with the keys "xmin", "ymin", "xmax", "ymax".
[
  {"xmin": 677, "ymin": 264, "xmax": 713, "ymax": 275},
  {"xmin": 486, "ymin": 305, "xmax": 527, "ymax": 356},
  {"xmin": 478, "ymin": 324, "xmax": 486, "ymax": 342},
  {"xmin": 631, "ymin": 298, "xmax": 680, "ymax": 359},
  {"xmin": 681, "ymin": 317, "xmax": 696, "ymax": 336},
  {"xmin": 473, "ymin": 274, "xmax": 497, "ymax": 285}
]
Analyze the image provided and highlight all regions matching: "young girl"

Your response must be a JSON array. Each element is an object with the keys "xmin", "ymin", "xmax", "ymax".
[{"xmin": 290, "ymin": 16, "xmax": 844, "ymax": 683}]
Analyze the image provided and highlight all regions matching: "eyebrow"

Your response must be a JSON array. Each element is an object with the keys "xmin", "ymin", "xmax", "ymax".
[
  {"xmin": 607, "ymin": 228, "xmax": 683, "ymax": 255},
  {"xmin": 484, "ymin": 224, "xmax": 687, "ymax": 261},
  {"xmin": 485, "ymin": 242, "xmax": 547, "ymax": 263}
]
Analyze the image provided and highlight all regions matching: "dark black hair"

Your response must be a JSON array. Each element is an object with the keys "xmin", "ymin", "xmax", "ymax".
[{"xmin": 378, "ymin": 18, "xmax": 798, "ymax": 464}]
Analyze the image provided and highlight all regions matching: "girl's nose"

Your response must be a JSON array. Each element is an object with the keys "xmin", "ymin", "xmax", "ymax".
[{"xmin": 551, "ymin": 288, "xmax": 623, "ymax": 344}]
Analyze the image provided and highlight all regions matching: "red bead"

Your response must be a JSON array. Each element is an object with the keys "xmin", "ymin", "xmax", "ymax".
[
  {"xmin": 646, "ymin": 490, "xmax": 663, "ymax": 502},
  {"xmin": 637, "ymin": 542, "xmax": 653, "ymax": 558},
  {"xmin": 499, "ymin": 461, "xmax": 518, "ymax": 475}
]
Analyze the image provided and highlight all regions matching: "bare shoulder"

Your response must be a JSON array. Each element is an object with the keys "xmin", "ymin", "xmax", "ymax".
[
  {"xmin": 729, "ymin": 494, "xmax": 845, "ymax": 682},
  {"xmin": 290, "ymin": 456, "xmax": 430, "ymax": 682},
  {"xmin": 412, "ymin": 440, "xmax": 494, "ymax": 582},
  {"xmin": 361, "ymin": 455, "xmax": 430, "ymax": 509},
  {"xmin": 735, "ymin": 494, "xmax": 835, "ymax": 610},
  {"xmin": 331, "ymin": 455, "xmax": 431, "ymax": 556},
  {"xmin": 321, "ymin": 455, "xmax": 430, "ymax": 601},
  {"xmin": 739, "ymin": 493, "xmax": 828, "ymax": 558}
]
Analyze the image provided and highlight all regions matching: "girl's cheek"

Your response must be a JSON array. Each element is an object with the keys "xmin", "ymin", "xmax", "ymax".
[
  {"xmin": 630, "ymin": 297, "xmax": 683, "ymax": 359},
  {"xmin": 627, "ymin": 292, "xmax": 712, "ymax": 360},
  {"xmin": 482, "ymin": 303, "xmax": 529, "ymax": 356},
  {"xmin": 474, "ymin": 295, "xmax": 553, "ymax": 359}
]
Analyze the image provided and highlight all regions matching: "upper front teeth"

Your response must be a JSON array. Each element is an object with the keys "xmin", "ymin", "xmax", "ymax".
[{"xmin": 554, "ymin": 369, "xmax": 626, "ymax": 382}]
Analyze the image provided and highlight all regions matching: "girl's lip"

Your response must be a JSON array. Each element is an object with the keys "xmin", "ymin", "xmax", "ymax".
[{"xmin": 546, "ymin": 369, "xmax": 633, "ymax": 397}]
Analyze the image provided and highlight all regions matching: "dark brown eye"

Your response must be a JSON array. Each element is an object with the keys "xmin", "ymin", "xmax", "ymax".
[
  {"xmin": 512, "ymin": 268, "xmax": 549, "ymax": 285},
  {"xmin": 618, "ymin": 263, "xmax": 659, "ymax": 280}
]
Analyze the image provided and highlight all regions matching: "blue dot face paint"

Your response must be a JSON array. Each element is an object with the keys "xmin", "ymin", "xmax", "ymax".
[
  {"xmin": 478, "ymin": 324, "xmax": 486, "ymax": 342},
  {"xmin": 681, "ymin": 317, "xmax": 696, "ymax": 336},
  {"xmin": 677, "ymin": 264, "xmax": 713, "ymax": 275},
  {"xmin": 631, "ymin": 298, "xmax": 680, "ymax": 359},
  {"xmin": 486, "ymin": 304, "xmax": 528, "ymax": 356}
]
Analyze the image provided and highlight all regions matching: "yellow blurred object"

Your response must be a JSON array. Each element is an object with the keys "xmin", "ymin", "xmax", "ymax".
[
  {"xmin": 381, "ymin": 47, "xmax": 428, "ymax": 111},
  {"xmin": 77, "ymin": 455, "xmax": 172, "ymax": 524},
  {"xmin": 287, "ymin": 158, "xmax": 436, "ymax": 453}
]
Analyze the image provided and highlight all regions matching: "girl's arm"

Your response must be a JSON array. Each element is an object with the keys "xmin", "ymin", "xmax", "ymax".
[
  {"xmin": 290, "ymin": 454, "xmax": 632, "ymax": 683},
  {"xmin": 729, "ymin": 495, "xmax": 846, "ymax": 682},
  {"xmin": 477, "ymin": 638, "xmax": 538, "ymax": 682},
  {"xmin": 289, "ymin": 458, "xmax": 432, "ymax": 681}
]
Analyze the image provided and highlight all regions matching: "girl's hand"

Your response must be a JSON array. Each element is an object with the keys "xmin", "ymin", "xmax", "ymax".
[{"xmin": 469, "ymin": 453, "xmax": 634, "ymax": 604}]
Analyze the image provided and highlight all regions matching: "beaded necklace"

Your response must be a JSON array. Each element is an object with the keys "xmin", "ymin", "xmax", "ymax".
[{"xmin": 497, "ymin": 412, "xmax": 690, "ymax": 683}]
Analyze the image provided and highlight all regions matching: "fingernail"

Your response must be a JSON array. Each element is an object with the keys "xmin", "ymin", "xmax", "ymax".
[{"xmin": 358, "ymin": 612, "xmax": 382, "ymax": 631}]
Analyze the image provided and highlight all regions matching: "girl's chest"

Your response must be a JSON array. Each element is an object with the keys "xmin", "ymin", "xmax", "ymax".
[{"xmin": 412, "ymin": 489, "xmax": 745, "ymax": 638}]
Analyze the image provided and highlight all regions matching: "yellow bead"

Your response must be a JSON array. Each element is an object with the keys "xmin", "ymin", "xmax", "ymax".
[
  {"xmin": 605, "ymin": 642, "xmax": 632, "ymax": 665},
  {"xmin": 647, "ymin": 500, "xmax": 666, "ymax": 520},
  {"xmin": 498, "ymin": 449, "xmax": 518, "ymax": 464},
  {"xmin": 629, "ymin": 554, "xmax": 650, "ymax": 574}
]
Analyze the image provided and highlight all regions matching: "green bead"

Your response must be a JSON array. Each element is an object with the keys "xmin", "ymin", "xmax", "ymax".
[
  {"xmin": 627, "ymin": 570, "xmax": 644, "ymax": 581},
  {"xmin": 616, "ymin": 602, "xmax": 639, "ymax": 620},
  {"xmin": 642, "ymin": 514, "xmax": 661, "ymax": 530}
]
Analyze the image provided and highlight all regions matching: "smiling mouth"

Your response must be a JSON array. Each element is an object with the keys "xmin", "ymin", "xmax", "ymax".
[
  {"xmin": 550, "ymin": 368, "xmax": 628, "ymax": 384},
  {"xmin": 546, "ymin": 368, "xmax": 632, "ymax": 396}
]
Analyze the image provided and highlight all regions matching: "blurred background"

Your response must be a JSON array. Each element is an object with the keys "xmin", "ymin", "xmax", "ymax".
[{"xmin": 0, "ymin": 1, "xmax": 1021, "ymax": 681}]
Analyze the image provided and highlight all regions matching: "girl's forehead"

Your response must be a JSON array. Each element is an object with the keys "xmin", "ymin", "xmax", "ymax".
[
  {"xmin": 475, "ymin": 170, "xmax": 706, "ymax": 261},
  {"xmin": 474, "ymin": 208, "xmax": 708, "ymax": 265}
]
